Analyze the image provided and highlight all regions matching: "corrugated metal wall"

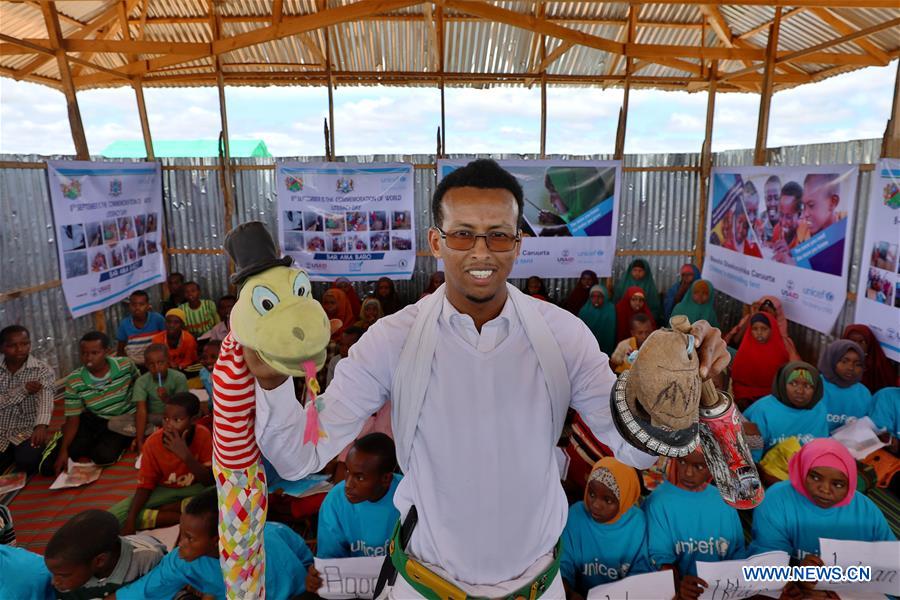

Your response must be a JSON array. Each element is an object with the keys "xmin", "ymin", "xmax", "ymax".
[{"xmin": 0, "ymin": 139, "xmax": 885, "ymax": 376}]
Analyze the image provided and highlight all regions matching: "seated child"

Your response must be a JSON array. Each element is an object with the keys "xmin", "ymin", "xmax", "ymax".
[
  {"xmin": 44, "ymin": 510, "xmax": 165, "ymax": 599},
  {"xmin": 179, "ymin": 281, "xmax": 220, "ymax": 337},
  {"xmin": 818, "ymin": 339, "xmax": 873, "ymax": 432},
  {"xmin": 0, "ymin": 325, "xmax": 55, "ymax": 474},
  {"xmin": 742, "ymin": 362, "xmax": 829, "ymax": 463},
  {"xmin": 199, "ymin": 294, "xmax": 236, "ymax": 343},
  {"xmin": 115, "ymin": 291, "xmax": 165, "ymax": 366},
  {"xmin": 614, "ymin": 287, "xmax": 655, "ymax": 343},
  {"xmin": 306, "ymin": 433, "xmax": 401, "ymax": 593},
  {"xmin": 198, "ymin": 339, "xmax": 221, "ymax": 404},
  {"xmin": 150, "ymin": 309, "xmax": 198, "ymax": 371},
  {"xmin": 112, "ymin": 489, "xmax": 312, "ymax": 600},
  {"xmin": 870, "ymin": 386, "xmax": 900, "ymax": 444},
  {"xmin": 643, "ymin": 448, "xmax": 745, "ymax": 600},
  {"xmin": 730, "ymin": 312, "xmax": 791, "ymax": 410},
  {"xmin": 561, "ymin": 457, "xmax": 650, "ymax": 599},
  {"xmin": 128, "ymin": 344, "xmax": 188, "ymax": 452},
  {"xmin": 0, "ymin": 545, "xmax": 54, "ymax": 600},
  {"xmin": 609, "ymin": 313, "xmax": 653, "ymax": 374},
  {"xmin": 326, "ymin": 326, "xmax": 364, "ymax": 387},
  {"xmin": 110, "ymin": 392, "xmax": 213, "ymax": 535},
  {"xmin": 749, "ymin": 439, "xmax": 895, "ymax": 597},
  {"xmin": 41, "ymin": 332, "xmax": 138, "ymax": 476},
  {"xmin": 161, "ymin": 272, "xmax": 186, "ymax": 314}
]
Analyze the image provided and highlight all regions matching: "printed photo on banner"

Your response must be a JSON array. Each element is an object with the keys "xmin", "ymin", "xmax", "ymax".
[
  {"xmin": 437, "ymin": 159, "xmax": 621, "ymax": 278},
  {"xmin": 275, "ymin": 162, "xmax": 416, "ymax": 281},
  {"xmin": 854, "ymin": 158, "xmax": 900, "ymax": 361},
  {"xmin": 47, "ymin": 161, "xmax": 165, "ymax": 318},
  {"xmin": 702, "ymin": 165, "xmax": 857, "ymax": 335},
  {"xmin": 708, "ymin": 170, "xmax": 852, "ymax": 276}
]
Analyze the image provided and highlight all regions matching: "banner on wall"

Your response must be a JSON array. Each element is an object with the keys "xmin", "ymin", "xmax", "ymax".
[
  {"xmin": 437, "ymin": 159, "xmax": 621, "ymax": 278},
  {"xmin": 701, "ymin": 165, "xmax": 858, "ymax": 334},
  {"xmin": 47, "ymin": 160, "xmax": 165, "ymax": 319},
  {"xmin": 275, "ymin": 162, "xmax": 415, "ymax": 281},
  {"xmin": 854, "ymin": 158, "xmax": 900, "ymax": 361}
]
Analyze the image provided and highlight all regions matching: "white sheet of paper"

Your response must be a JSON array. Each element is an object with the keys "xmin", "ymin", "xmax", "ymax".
[
  {"xmin": 696, "ymin": 551, "xmax": 790, "ymax": 600},
  {"xmin": 586, "ymin": 569, "xmax": 675, "ymax": 599},
  {"xmin": 144, "ymin": 524, "xmax": 180, "ymax": 551},
  {"xmin": 314, "ymin": 556, "xmax": 382, "ymax": 600},
  {"xmin": 49, "ymin": 459, "xmax": 102, "ymax": 490},
  {"xmin": 830, "ymin": 417, "xmax": 887, "ymax": 460},
  {"xmin": 818, "ymin": 538, "xmax": 900, "ymax": 596}
]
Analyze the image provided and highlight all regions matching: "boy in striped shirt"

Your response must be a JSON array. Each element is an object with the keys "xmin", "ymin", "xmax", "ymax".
[
  {"xmin": 41, "ymin": 332, "xmax": 139, "ymax": 476},
  {"xmin": 115, "ymin": 291, "xmax": 165, "ymax": 366},
  {"xmin": 179, "ymin": 282, "xmax": 219, "ymax": 337}
]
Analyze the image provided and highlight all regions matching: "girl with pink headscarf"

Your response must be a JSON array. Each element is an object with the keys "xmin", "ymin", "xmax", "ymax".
[{"xmin": 750, "ymin": 438, "xmax": 894, "ymax": 571}]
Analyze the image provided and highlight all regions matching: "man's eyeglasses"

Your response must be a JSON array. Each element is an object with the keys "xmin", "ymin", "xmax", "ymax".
[{"xmin": 433, "ymin": 226, "xmax": 520, "ymax": 252}]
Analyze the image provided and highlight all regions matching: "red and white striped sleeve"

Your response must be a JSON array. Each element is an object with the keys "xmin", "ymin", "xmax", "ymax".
[{"xmin": 212, "ymin": 334, "xmax": 260, "ymax": 469}]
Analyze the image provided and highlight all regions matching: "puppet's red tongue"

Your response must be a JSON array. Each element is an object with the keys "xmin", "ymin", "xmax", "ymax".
[{"xmin": 302, "ymin": 360, "xmax": 321, "ymax": 445}]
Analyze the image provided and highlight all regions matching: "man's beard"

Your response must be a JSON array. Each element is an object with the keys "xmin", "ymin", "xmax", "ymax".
[{"xmin": 465, "ymin": 292, "xmax": 496, "ymax": 304}]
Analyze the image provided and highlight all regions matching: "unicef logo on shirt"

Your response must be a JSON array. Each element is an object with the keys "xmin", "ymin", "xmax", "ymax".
[{"xmin": 715, "ymin": 537, "xmax": 730, "ymax": 556}]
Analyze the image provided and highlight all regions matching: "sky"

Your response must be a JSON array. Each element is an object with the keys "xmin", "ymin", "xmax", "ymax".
[{"xmin": 0, "ymin": 61, "xmax": 895, "ymax": 157}]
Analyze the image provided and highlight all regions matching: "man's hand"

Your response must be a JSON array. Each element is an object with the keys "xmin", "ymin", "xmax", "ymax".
[
  {"xmin": 688, "ymin": 320, "xmax": 731, "ymax": 380},
  {"xmin": 306, "ymin": 564, "xmax": 323, "ymax": 594},
  {"xmin": 162, "ymin": 429, "xmax": 191, "ymax": 461},
  {"xmin": 242, "ymin": 347, "xmax": 289, "ymax": 391},
  {"xmin": 24, "ymin": 381, "xmax": 42, "ymax": 394},
  {"xmin": 678, "ymin": 575, "xmax": 708, "ymax": 600},
  {"xmin": 31, "ymin": 425, "xmax": 50, "ymax": 448},
  {"xmin": 53, "ymin": 450, "xmax": 69, "ymax": 476}
]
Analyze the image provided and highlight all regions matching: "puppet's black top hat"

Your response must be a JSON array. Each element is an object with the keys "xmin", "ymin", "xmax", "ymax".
[{"xmin": 224, "ymin": 221, "xmax": 293, "ymax": 287}]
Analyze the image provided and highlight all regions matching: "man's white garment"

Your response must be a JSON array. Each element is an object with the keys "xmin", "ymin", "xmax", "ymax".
[{"xmin": 255, "ymin": 285, "xmax": 656, "ymax": 588}]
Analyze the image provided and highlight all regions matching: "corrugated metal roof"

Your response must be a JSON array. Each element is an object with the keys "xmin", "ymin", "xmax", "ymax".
[{"xmin": 1, "ymin": 1, "xmax": 897, "ymax": 92}]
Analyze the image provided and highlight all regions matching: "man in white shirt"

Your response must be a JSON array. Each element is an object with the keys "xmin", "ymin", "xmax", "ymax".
[{"xmin": 244, "ymin": 159, "xmax": 730, "ymax": 598}]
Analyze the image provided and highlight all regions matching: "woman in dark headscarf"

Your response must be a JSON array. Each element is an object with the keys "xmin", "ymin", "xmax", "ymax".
[
  {"xmin": 842, "ymin": 324, "xmax": 897, "ymax": 392},
  {"xmin": 564, "ymin": 270, "xmax": 598, "ymax": 314},
  {"xmin": 420, "ymin": 271, "xmax": 445, "ymax": 299},
  {"xmin": 742, "ymin": 361, "xmax": 829, "ymax": 462},
  {"xmin": 524, "ymin": 276, "xmax": 553, "ymax": 303},
  {"xmin": 670, "ymin": 280, "xmax": 719, "ymax": 329},
  {"xmin": 578, "ymin": 285, "xmax": 616, "ymax": 355},
  {"xmin": 332, "ymin": 277, "xmax": 361, "ymax": 317},
  {"xmin": 373, "ymin": 276, "xmax": 402, "ymax": 315},
  {"xmin": 731, "ymin": 312, "xmax": 791, "ymax": 410},
  {"xmin": 612, "ymin": 259, "xmax": 662, "ymax": 322},
  {"xmin": 663, "ymin": 264, "xmax": 700, "ymax": 320},
  {"xmin": 818, "ymin": 339, "xmax": 873, "ymax": 432}
]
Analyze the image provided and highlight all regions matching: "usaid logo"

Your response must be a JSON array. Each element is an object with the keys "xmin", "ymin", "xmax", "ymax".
[
  {"xmin": 781, "ymin": 279, "xmax": 799, "ymax": 300},
  {"xmin": 557, "ymin": 249, "xmax": 575, "ymax": 264}
]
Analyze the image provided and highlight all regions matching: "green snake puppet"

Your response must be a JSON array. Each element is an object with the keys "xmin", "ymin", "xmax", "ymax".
[{"xmin": 213, "ymin": 221, "xmax": 334, "ymax": 598}]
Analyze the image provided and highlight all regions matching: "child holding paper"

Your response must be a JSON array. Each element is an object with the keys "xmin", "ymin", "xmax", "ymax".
[
  {"xmin": 306, "ymin": 433, "xmax": 401, "ymax": 593},
  {"xmin": 110, "ymin": 489, "xmax": 312, "ymax": 600},
  {"xmin": 749, "ymin": 439, "xmax": 895, "ymax": 598},
  {"xmin": 643, "ymin": 448, "xmax": 746, "ymax": 600},
  {"xmin": 560, "ymin": 457, "xmax": 650, "ymax": 599}
]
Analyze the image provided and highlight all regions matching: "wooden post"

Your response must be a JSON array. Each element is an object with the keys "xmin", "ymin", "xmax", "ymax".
[
  {"xmin": 614, "ymin": 5, "xmax": 637, "ymax": 160},
  {"xmin": 881, "ymin": 60, "xmax": 900, "ymax": 158},
  {"xmin": 754, "ymin": 7, "xmax": 782, "ymax": 166},
  {"xmin": 437, "ymin": 4, "xmax": 446, "ymax": 155},
  {"xmin": 134, "ymin": 80, "xmax": 154, "ymax": 159},
  {"xmin": 320, "ymin": 0, "xmax": 336, "ymax": 159},
  {"xmin": 43, "ymin": 1, "xmax": 106, "ymax": 332},
  {"xmin": 540, "ymin": 73, "xmax": 547, "ymax": 157},
  {"xmin": 695, "ymin": 61, "xmax": 718, "ymax": 268}
]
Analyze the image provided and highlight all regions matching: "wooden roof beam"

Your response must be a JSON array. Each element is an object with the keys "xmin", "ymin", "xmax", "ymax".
[
  {"xmin": 71, "ymin": 0, "xmax": 142, "ymax": 77},
  {"xmin": 737, "ymin": 7, "xmax": 805, "ymax": 40},
  {"xmin": 16, "ymin": 0, "xmax": 124, "ymax": 77},
  {"xmin": 809, "ymin": 8, "xmax": 891, "ymax": 64},
  {"xmin": 776, "ymin": 17, "xmax": 899, "ymax": 66}
]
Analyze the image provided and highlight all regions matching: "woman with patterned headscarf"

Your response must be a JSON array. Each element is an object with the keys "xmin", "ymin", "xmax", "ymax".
[
  {"xmin": 560, "ymin": 457, "xmax": 650, "ymax": 598},
  {"xmin": 818, "ymin": 339, "xmax": 873, "ymax": 432}
]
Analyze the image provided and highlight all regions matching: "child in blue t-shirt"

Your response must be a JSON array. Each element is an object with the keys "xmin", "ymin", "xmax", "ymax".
[
  {"xmin": 561, "ymin": 457, "xmax": 650, "ymax": 599},
  {"xmin": 818, "ymin": 340, "xmax": 873, "ymax": 431},
  {"xmin": 0, "ymin": 545, "xmax": 54, "ymax": 600},
  {"xmin": 305, "ymin": 433, "xmax": 401, "ymax": 594},
  {"xmin": 870, "ymin": 386, "xmax": 900, "ymax": 441},
  {"xmin": 116, "ymin": 290, "xmax": 165, "ymax": 366},
  {"xmin": 112, "ymin": 489, "xmax": 312, "ymax": 600},
  {"xmin": 198, "ymin": 339, "xmax": 220, "ymax": 409},
  {"xmin": 749, "ymin": 438, "xmax": 895, "ymax": 598},
  {"xmin": 743, "ymin": 362, "xmax": 829, "ymax": 464},
  {"xmin": 643, "ymin": 448, "xmax": 746, "ymax": 600}
]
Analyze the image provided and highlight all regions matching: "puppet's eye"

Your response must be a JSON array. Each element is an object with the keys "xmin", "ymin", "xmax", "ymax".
[
  {"xmin": 251, "ymin": 286, "xmax": 280, "ymax": 315},
  {"xmin": 292, "ymin": 271, "xmax": 311, "ymax": 298}
]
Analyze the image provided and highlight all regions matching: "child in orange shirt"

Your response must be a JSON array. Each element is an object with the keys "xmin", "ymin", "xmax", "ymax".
[{"xmin": 150, "ymin": 309, "xmax": 198, "ymax": 371}]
